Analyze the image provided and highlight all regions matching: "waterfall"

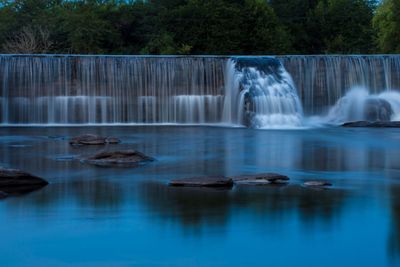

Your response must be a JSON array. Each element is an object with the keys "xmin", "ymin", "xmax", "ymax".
[
  {"xmin": 1, "ymin": 55, "xmax": 400, "ymax": 127},
  {"xmin": 222, "ymin": 57, "xmax": 303, "ymax": 128},
  {"xmin": 324, "ymin": 87, "xmax": 400, "ymax": 124},
  {"xmin": 279, "ymin": 55, "xmax": 400, "ymax": 115},
  {"xmin": 0, "ymin": 55, "xmax": 225, "ymax": 124}
]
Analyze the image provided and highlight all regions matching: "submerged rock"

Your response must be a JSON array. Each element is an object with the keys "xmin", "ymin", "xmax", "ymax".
[
  {"xmin": 69, "ymin": 134, "xmax": 121, "ymax": 146},
  {"xmin": 303, "ymin": 181, "xmax": 332, "ymax": 188},
  {"xmin": 82, "ymin": 150, "xmax": 154, "ymax": 167},
  {"xmin": 0, "ymin": 167, "xmax": 48, "ymax": 195},
  {"xmin": 169, "ymin": 176, "xmax": 234, "ymax": 188},
  {"xmin": 342, "ymin": 121, "xmax": 400, "ymax": 128},
  {"xmin": 232, "ymin": 173, "xmax": 289, "ymax": 185}
]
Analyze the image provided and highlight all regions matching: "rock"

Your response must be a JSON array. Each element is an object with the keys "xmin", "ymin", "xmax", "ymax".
[
  {"xmin": 69, "ymin": 134, "xmax": 106, "ymax": 145},
  {"xmin": 303, "ymin": 181, "xmax": 332, "ymax": 188},
  {"xmin": 364, "ymin": 98, "xmax": 392, "ymax": 121},
  {"xmin": 342, "ymin": 121, "xmax": 400, "ymax": 128},
  {"xmin": 0, "ymin": 167, "xmax": 48, "ymax": 194},
  {"xmin": 232, "ymin": 173, "xmax": 289, "ymax": 185},
  {"xmin": 82, "ymin": 150, "xmax": 154, "ymax": 167},
  {"xmin": 169, "ymin": 176, "xmax": 234, "ymax": 188},
  {"xmin": 69, "ymin": 134, "xmax": 121, "ymax": 146}
]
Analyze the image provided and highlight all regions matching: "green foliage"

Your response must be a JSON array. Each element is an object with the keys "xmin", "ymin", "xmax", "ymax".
[
  {"xmin": 373, "ymin": 0, "xmax": 400, "ymax": 53},
  {"xmin": 271, "ymin": 0, "xmax": 376, "ymax": 54},
  {"xmin": 0, "ymin": 0, "xmax": 391, "ymax": 54}
]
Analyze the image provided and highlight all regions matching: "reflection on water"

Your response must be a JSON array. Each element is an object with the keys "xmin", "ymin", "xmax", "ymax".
[
  {"xmin": 138, "ymin": 182, "xmax": 348, "ymax": 232},
  {"xmin": 0, "ymin": 126, "xmax": 400, "ymax": 266}
]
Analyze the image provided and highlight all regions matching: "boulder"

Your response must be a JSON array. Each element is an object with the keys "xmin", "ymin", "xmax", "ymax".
[
  {"xmin": 69, "ymin": 134, "xmax": 121, "ymax": 146},
  {"xmin": 0, "ymin": 167, "xmax": 48, "ymax": 194},
  {"xmin": 82, "ymin": 150, "xmax": 154, "ymax": 167},
  {"xmin": 232, "ymin": 173, "xmax": 289, "ymax": 185},
  {"xmin": 303, "ymin": 181, "xmax": 332, "ymax": 188},
  {"xmin": 342, "ymin": 121, "xmax": 400, "ymax": 128},
  {"xmin": 364, "ymin": 98, "xmax": 392, "ymax": 121},
  {"xmin": 169, "ymin": 176, "xmax": 234, "ymax": 188}
]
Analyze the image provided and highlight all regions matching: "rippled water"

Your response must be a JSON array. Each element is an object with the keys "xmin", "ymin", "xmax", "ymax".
[{"xmin": 1, "ymin": 126, "xmax": 400, "ymax": 266}]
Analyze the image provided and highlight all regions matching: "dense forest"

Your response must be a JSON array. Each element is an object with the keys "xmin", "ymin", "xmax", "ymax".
[{"xmin": 0, "ymin": 0, "xmax": 398, "ymax": 55}]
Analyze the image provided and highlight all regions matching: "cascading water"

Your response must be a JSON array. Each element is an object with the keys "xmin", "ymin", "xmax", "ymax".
[
  {"xmin": 222, "ymin": 57, "xmax": 303, "ymax": 128},
  {"xmin": 324, "ymin": 86, "xmax": 400, "ymax": 124},
  {"xmin": 0, "ymin": 56, "xmax": 226, "ymax": 124},
  {"xmin": 279, "ymin": 55, "xmax": 400, "ymax": 115},
  {"xmin": 1, "ymin": 55, "xmax": 400, "ymax": 128}
]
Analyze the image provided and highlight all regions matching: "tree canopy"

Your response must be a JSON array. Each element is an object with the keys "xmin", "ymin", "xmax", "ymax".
[{"xmin": 0, "ymin": 0, "xmax": 395, "ymax": 54}]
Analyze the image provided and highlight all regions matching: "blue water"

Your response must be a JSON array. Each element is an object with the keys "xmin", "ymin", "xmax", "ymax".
[{"xmin": 0, "ymin": 126, "xmax": 400, "ymax": 266}]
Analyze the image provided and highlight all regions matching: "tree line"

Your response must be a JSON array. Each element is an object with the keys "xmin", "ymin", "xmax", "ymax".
[{"xmin": 0, "ymin": 0, "xmax": 398, "ymax": 55}]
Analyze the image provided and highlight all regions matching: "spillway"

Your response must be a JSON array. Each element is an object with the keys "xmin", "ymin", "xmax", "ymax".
[{"xmin": 1, "ymin": 55, "xmax": 400, "ymax": 127}]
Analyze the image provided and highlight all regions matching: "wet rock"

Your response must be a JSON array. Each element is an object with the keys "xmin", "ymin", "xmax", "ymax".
[
  {"xmin": 232, "ymin": 173, "xmax": 289, "ymax": 185},
  {"xmin": 364, "ymin": 98, "xmax": 392, "ymax": 121},
  {"xmin": 69, "ymin": 134, "xmax": 121, "ymax": 146},
  {"xmin": 82, "ymin": 150, "xmax": 154, "ymax": 167},
  {"xmin": 342, "ymin": 121, "xmax": 400, "ymax": 128},
  {"xmin": 0, "ymin": 167, "xmax": 48, "ymax": 195},
  {"xmin": 303, "ymin": 181, "xmax": 332, "ymax": 188},
  {"xmin": 169, "ymin": 176, "xmax": 234, "ymax": 188}
]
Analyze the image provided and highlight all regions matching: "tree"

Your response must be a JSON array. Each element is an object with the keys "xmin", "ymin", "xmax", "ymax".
[
  {"xmin": 157, "ymin": 0, "xmax": 291, "ymax": 55},
  {"xmin": 373, "ymin": 0, "xmax": 400, "ymax": 53},
  {"xmin": 2, "ymin": 25, "xmax": 53, "ymax": 53},
  {"xmin": 53, "ymin": 1, "xmax": 121, "ymax": 54},
  {"xmin": 269, "ymin": 0, "xmax": 320, "ymax": 54},
  {"xmin": 271, "ymin": 0, "xmax": 377, "ymax": 54}
]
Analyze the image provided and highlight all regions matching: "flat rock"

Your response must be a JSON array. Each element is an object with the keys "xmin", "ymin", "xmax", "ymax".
[
  {"xmin": 69, "ymin": 134, "xmax": 121, "ymax": 145},
  {"xmin": 232, "ymin": 173, "xmax": 289, "ymax": 185},
  {"xmin": 169, "ymin": 176, "xmax": 234, "ymax": 188},
  {"xmin": 0, "ymin": 167, "xmax": 48, "ymax": 194},
  {"xmin": 342, "ymin": 121, "xmax": 400, "ymax": 128},
  {"xmin": 82, "ymin": 150, "xmax": 154, "ymax": 167},
  {"xmin": 303, "ymin": 181, "xmax": 332, "ymax": 187}
]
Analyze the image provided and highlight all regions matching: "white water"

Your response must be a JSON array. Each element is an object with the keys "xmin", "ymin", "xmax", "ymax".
[
  {"xmin": 222, "ymin": 59, "xmax": 303, "ymax": 128},
  {"xmin": 1, "ymin": 55, "xmax": 400, "ymax": 128},
  {"xmin": 323, "ymin": 87, "xmax": 400, "ymax": 124}
]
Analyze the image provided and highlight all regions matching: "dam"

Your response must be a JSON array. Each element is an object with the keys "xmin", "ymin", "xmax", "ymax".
[{"xmin": 1, "ymin": 55, "xmax": 399, "ymax": 127}]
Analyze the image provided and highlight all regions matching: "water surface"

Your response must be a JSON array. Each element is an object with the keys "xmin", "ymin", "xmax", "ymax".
[{"xmin": 0, "ymin": 126, "xmax": 400, "ymax": 266}]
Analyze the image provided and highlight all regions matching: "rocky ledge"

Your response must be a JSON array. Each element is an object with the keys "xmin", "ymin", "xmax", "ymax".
[
  {"xmin": 169, "ymin": 176, "xmax": 234, "ymax": 188},
  {"xmin": 342, "ymin": 121, "xmax": 400, "ymax": 128},
  {"xmin": 82, "ymin": 150, "xmax": 154, "ymax": 167},
  {"xmin": 232, "ymin": 173, "xmax": 289, "ymax": 185},
  {"xmin": 0, "ymin": 167, "xmax": 48, "ymax": 196},
  {"xmin": 69, "ymin": 134, "xmax": 121, "ymax": 146}
]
